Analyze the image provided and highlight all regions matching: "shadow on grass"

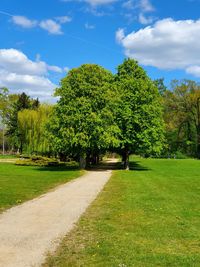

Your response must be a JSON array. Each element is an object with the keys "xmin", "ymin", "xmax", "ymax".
[
  {"xmin": 29, "ymin": 160, "xmax": 150, "ymax": 172},
  {"xmin": 129, "ymin": 161, "xmax": 150, "ymax": 171},
  {"xmin": 87, "ymin": 160, "xmax": 150, "ymax": 172},
  {"xmin": 34, "ymin": 165, "xmax": 79, "ymax": 172}
]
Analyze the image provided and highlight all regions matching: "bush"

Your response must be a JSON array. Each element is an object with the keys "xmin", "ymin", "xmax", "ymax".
[
  {"xmin": 15, "ymin": 156, "xmax": 79, "ymax": 167},
  {"xmin": 15, "ymin": 156, "xmax": 59, "ymax": 166}
]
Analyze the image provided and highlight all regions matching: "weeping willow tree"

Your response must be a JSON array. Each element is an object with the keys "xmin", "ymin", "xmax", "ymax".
[{"xmin": 18, "ymin": 104, "xmax": 52, "ymax": 154}]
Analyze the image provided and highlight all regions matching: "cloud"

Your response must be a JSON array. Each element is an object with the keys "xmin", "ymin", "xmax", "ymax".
[
  {"xmin": 85, "ymin": 22, "xmax": 95, "ymax": 29},
  {"xmin": 116, "ymin": 18, "xmax": 200, "ymax": 76},
  {"xmin": 10, "ymin": 13, "xmax": 71, "ymax": 35},
  {"xmin": 47, "ymin": 65, "xmax": 63, "ymax": 73},
  {"xmin": 122, "ymin": 0, "xmax": 135, "ymax": 10},
  {"xmin": 138, "ymin": 13, "xmax": 154, "ymax": 24},
  {"xmin": 140, "ymin": 0, "xmax": 155, "ymax": 12},
  {"xmin": 186, "ymin": 65, "xmax": 200, "ymax": 77},
  {"xmin": 116, "ymin": 28, "xmax": 125, "ymax": 43},
  {"xmin": 12, "ymin": 15, "xmax": 37, "ymax": 28},
  {"xmin": 84, "ymin": 0, "xmax": 116, "ymax": 5},
  {"xmin": 0, "ymin": 49, "xmax": 63, "ymax": 101},
  {"xmin": 0, "ymin": 49, "xmax": 46, "ymax": 75},
  {"xmin": 122, "ymin": 0, "xmax": 155, "ymax": 24},
  {"xmin": 55, "ymin": 16, "xmax": 72, "ymax": 23},
  {"xmin": 61, "ymin": 0, "xmax": 116, "ymax": 6},
  {"xmin": 39, "ymin": 19, "xmax": 63, "ymax": 35},
  {"xmin": 64, "ymin": 66, "xmax": 70, "ymax": 72}
]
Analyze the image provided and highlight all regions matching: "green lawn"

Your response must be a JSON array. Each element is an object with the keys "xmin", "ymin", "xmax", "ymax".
[
  {"xmin": 44, "ymin": 158, "xmax": 200, "ymax": 267},
  {"xmin": 0, "ymin": 163, "xmax": 83, "ymax": 212},
  {"xmin": 0, "ymin": 154, "xmax": 17, "ymax": 159}
]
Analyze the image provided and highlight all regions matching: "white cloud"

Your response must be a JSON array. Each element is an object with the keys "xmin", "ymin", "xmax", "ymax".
[
  {"xmin": 39, "ymin": 19, "xmax": 63, "ymax": 35},
  {"xmin": 116, "ymin": 18, "xmax": 200, "ymax": 76},
  {"xmin": 116, "ymin": 28, "xmax": 125, "ymax": 43},
  {"xmin": 55, "ymin": 16, "xmax": 72, "ymax": 23},
  {"xmin": 47, "ymin": 65, "xmax": 63, "ymax": 73},
  {"xmin": 64, "ymin": 66, "xmax": 70, "ymax": 72},
  {"xmin": 61, "ymin": 0, "xmax": 116, "ymax": 5},
  {"xmin": 84, "ymin": 0, "xmax": 116, "ymax": 5},
  {"xmin": 138, "ymin": 13, "xmax": 154, "ymax": 24},
  {"xmin": 140, "ymin": 0, "xmax": 154, "ymax": 12},
  {"xmin": 0, "ymin": 70, "xmax": 55, "ymax": 98},
  {"xmin": 122, "ymin": 0, "xmax": 155, "ymax": 24},
  {"xmin": 85, "ymin": 22, "xmax": 95, "ymax": 29},
  {"xmin": 186, "ymin": 65, "xmax": 200, "ymax": 77},
  {"xmin": 11, "ymin": 14, "xmax": 71, "ymax": 35},
  {"xmin": 12, "ymin": 15, "xmax": 37, "ymax": 28},
  {"xmin": 0, "ymin": 49, "xmax": 63, "ymax": 101},
  {"xmin": 0, "ymin": 49, "xmax": 46, "ymax": 75}
]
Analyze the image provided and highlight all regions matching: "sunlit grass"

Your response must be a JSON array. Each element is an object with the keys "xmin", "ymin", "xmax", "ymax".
[
  {"xmin": 44, "ymin": 158, "xmax": 200, "ymax": 267},
  {"xmin": 0, "ymin": 163, "xmax": 83, "ymax": 212}
]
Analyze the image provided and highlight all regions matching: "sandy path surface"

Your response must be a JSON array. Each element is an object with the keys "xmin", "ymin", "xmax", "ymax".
[
  {"xmin": 0, "ymin": 170, "xmax": 112, "ymax": 267},
  {"xmin": 0, "ymin": 159, "xmax": 16, "ymax": 163}
]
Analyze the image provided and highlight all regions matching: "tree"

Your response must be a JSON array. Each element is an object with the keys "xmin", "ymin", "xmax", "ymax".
[
  {"xmin": 115, "ymin": 59, "xmax": 164, "ymax": 169},
  {"xmin": 18, "ymin": 104, "xmax": 52, "ymax": 155},
  {"xmin": 48, "ymin": 64, "xmax": 120, "ymax": 167},
  {"xmin": 154, "ymin": 78, "xmax": 167, "ymax": 96},
  {"xmin": 6, "ymin": 92, "xmax": 40, "ymax": 152},
  {"xmin": 0, "ymin": 87, "xmax": 9, "ymax": 154},
  {"xmin": 163, "ymin": 80, "xmax": 200, "ymax": 158}
]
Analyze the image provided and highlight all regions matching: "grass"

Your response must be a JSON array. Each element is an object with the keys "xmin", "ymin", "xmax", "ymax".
[
  {"xmin": 0, "ymin": 163, "xmax": 83, "ymax": 212},
  {"xmin": 44, "ymin": 158, "xmax": 200, "ymax": 267},
  {"xmin": 0, "ymin": 154, "xmax": 17, "ymax": 159}
]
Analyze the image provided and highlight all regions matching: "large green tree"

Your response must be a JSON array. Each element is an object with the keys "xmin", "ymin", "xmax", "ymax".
[
  {"xmin": 115, "ymin": 59, "xmax": 165, "ymax": 169},
  {"xmin": 48, "ymin": 64, "xmax": 120, "ymax": 166}
]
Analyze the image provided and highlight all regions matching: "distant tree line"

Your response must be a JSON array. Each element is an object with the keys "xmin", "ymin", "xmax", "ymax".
[{"xmin": 1, "ymin": 59, "xmax": 199, "ymax": 168}]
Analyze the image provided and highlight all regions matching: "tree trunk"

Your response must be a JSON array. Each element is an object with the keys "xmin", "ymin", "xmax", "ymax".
[
  {"xmin": 197, "ymin": 125, "xmax": 200, "ymax": 159},
  {"xmin": 2, "ymin": 127, "xmax": 5, "ymax": 155},
  {"xmin": 79, "ymin": 155, "xmax": 86, "ymax": 169},
  {"xmin": 122, "ymin": 148, "xmax": 129, "ymax": 170}
]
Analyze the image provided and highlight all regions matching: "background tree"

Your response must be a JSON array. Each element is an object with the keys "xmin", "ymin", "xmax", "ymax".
[
  {"xmin": 115, "ymin": 59, "xmax": 165, "ymax": 169},
  {"xmin": 18, "ymin": 104, "xmax": 52, "ymax": 155},
  {"xmin": 0, "ymin": 87, "xmax": 9, "ymax": 154},
  {"xmin": 163, "ymin": 80, "xmax": 200, "ymax": 158},
  {"xmin": 6, "ymin": 92, "xmax": 40, "ymax": 152},
  {"xmin": 48, "ymin": 64, "xmax": 120, "ymax": 167}
]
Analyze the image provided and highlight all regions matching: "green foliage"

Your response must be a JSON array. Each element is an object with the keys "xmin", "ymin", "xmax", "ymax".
[
  {"xmin": 114, "ymin": 59, "xmax": 165, "ymax": 163},
  {"xmin": 163, "ymin": 79, "xmax": 200, "ymax": 158},
  {"xmin": 154, "ymin": 78, "xmax": 167, "ymax": 96},
  {"xmin": 18, "ymin": 104, "xmax": 52, "ymax": 155},
  {"xmin": 15, "ymin": 156, "xmax": 59, "ymax": 166},
  {"xmin": 48, "ymin": 64, "xmax": 120, "ymax": 160},
  {"xmin": 6, "ymin": 92, "xmax": 40, "ymax": 152}
]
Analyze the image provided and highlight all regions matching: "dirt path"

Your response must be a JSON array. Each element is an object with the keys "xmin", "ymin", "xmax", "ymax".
[
  {"xmin": 0, "ymin": 169, "xmax": 112, "ymax": 267},
  {"xmin": 0, "ymin": 159, "xmax": 16, "ymax": 163}
]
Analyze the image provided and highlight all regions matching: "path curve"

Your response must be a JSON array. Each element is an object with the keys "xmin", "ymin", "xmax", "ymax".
[{"xmin": 0, "ymin": 169, "xmax": 112, "ymax": 267}]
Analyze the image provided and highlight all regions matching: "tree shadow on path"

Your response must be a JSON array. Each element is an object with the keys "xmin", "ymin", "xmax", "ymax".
[{"xmin": 87, "ymin": 159, "xmax": 150, "ymax": 172}]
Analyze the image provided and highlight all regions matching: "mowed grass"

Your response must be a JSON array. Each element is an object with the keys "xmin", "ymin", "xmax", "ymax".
[
  {"xmin": 44, "ymin": 158, "xmax": 200, "ymax": 267},
  {"xmin": 0, "ymin": 163, "xmax": 83, "ymax": 212},
  {"xmin": 0, "ymin": 154, "xmax": 17, "ymax": 159}
]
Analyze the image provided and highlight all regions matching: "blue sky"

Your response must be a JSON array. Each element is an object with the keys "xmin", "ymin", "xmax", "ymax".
[{"xmin": 0, "ymin": 0, "xmax": 200, "ymax": 101}]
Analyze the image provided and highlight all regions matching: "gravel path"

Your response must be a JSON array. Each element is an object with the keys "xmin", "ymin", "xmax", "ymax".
[{"xmin": 0, "ymin": 170, "xmax": 112, "ymax": 267}]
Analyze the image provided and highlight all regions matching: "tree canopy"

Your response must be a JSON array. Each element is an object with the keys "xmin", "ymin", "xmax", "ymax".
[
  {"xmin": 114, "ymin": 59, "xmax": 164, "ymax": 168},
  {"xmin": 48, "ymin": 64, "xmax": 120, "ymax": 165}
]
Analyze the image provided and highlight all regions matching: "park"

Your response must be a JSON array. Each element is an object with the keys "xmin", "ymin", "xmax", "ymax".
[{"xmin": 0, "ymin": 58, "xmax": 200, "ymax": 266}]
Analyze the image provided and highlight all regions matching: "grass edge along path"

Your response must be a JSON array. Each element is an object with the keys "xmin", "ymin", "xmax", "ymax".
[
  {"xmin": 44, "ymin": 158, "xmax": 200, "ymax": 267},
  {"xmin": 0, "ymin": 163, "xmax": 84, "ymax": 213}
]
